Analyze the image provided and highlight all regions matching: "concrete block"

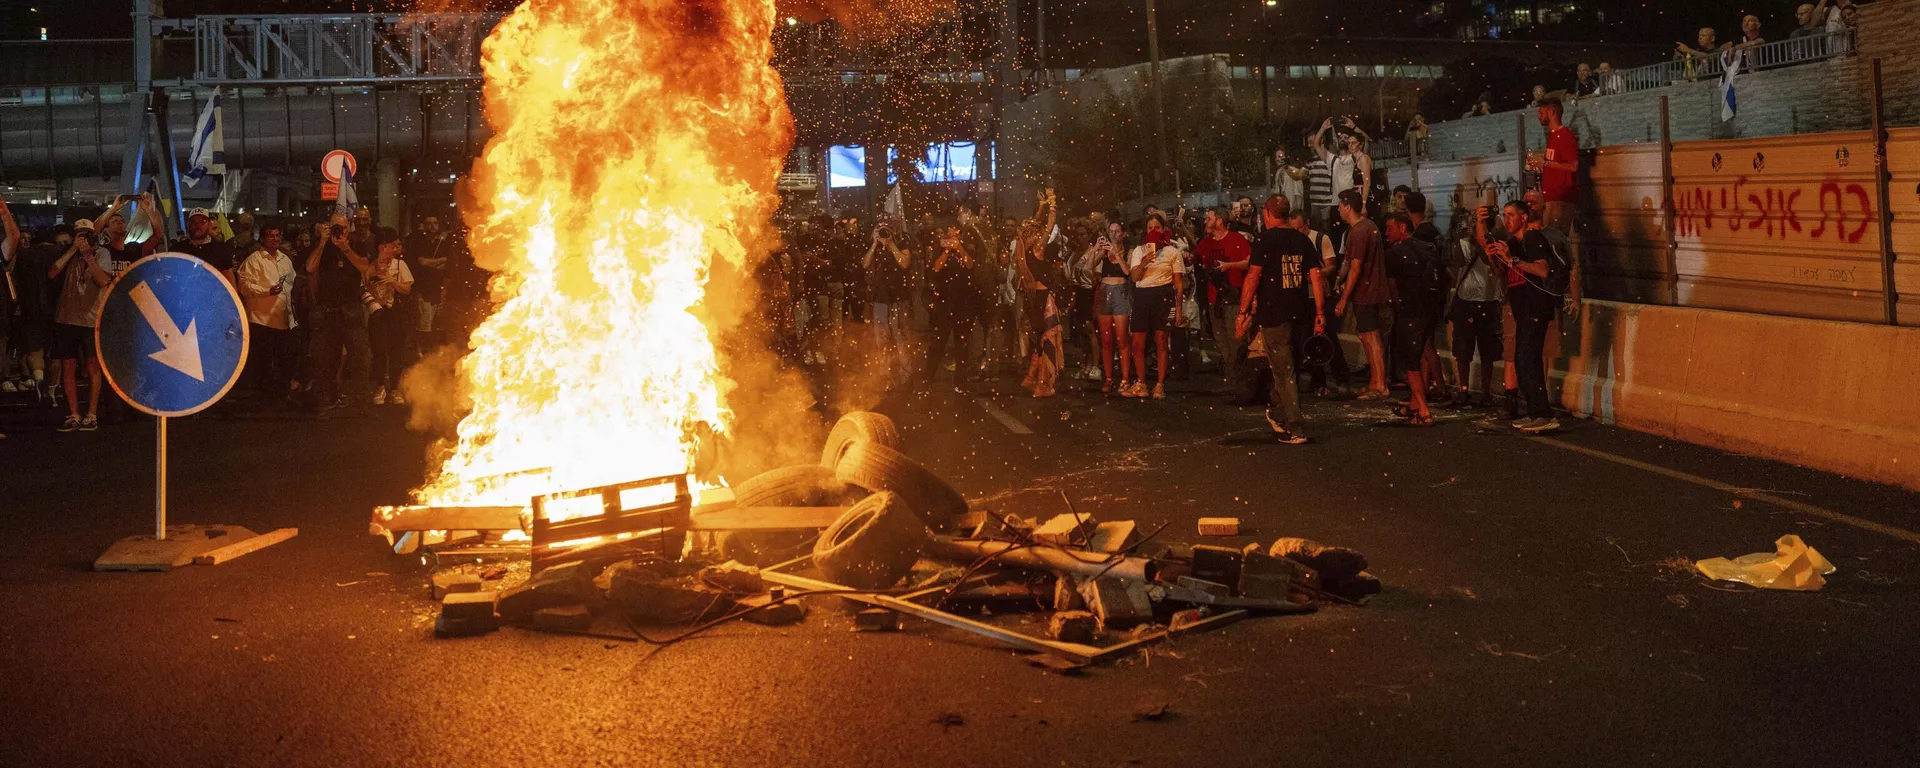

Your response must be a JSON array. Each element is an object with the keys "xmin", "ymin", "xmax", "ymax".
[
  {"xmin": 1047, "ymin": 610, "xmax": 1098, "ymax": 643},
  {"xmin": 1189, "ymin": 544, "xmax": 1243, "ymax": 585},
  {"xmin": 440, "ymin": 591, "xmax": 497, "ymax": 621},
  {"xmin": 430, "ymin": 571, "xmax": 483, "ymax": 600},
  {"xmin": 1078, "ymin": 579, "xmax": 1153, "ymax": 629},
  {"xmin": 1085, "ymin": 521, "xmax": 1139, "ymax": 553},
  {"xmin": 1196, "ymin": 517, "xmax": 1240, "ymax": 536},
  {"xmin": 1031, "ymin": 513, "xmax": 1095, "ymax": 546}
]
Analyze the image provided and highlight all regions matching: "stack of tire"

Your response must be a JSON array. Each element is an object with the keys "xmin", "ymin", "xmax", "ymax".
[{"xmin": 720, "ymin": 412, "xmax": 966, "ymax": 590}]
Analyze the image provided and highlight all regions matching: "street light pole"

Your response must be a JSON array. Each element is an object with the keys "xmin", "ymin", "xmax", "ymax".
[
  {"xmin": 1146, "ymin": 0, "xmax": 1169, "ymax": 178},
  {"xmin": 1259, "ymin": 1, "xmax": 1272, "ymax": 124}
]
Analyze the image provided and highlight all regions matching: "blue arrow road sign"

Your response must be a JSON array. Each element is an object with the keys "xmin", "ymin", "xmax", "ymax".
[{"xmin": 97, "ymin": 252, "xmax": 249, "ymax": 417}]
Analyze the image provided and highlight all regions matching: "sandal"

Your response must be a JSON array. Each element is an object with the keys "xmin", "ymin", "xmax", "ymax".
[
  {"xmin": 1407, "ymin": 412, "xmax": 1434, "ymax": 427},
  {"xmin": 1391, "ymin": 404, "xmax": 1416, "ymax": 419},
  {"xmin": 1151, "ymin": 384, "xmax": 1166, "ymax": 399},
  {"xmin": 1355, "ymin": 389, "xmax": 1390, "ymax": 401}
]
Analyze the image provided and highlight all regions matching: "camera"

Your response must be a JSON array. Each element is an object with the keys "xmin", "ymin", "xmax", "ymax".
[{"xmin": 330, "ymin": 224, "xmax": 346, "ymax": 238}]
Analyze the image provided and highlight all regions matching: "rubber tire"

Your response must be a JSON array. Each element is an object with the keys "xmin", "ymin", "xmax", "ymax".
[
  {"xmin": 831, "ymin": 440, "xmax": 968, "ymax": 527},
  {"xmin": 820, "ymin": 411, "xmax": 903, "ymax": 468},
  {"xmin": 730, "ymin": 464, "xmax": 864, "ymax": 508},
  {"xmin": 811, "ymin": 492, "xmax": 927, "ymax": 589}
]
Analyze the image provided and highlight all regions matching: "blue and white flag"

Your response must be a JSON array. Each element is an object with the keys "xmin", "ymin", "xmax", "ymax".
[
  {"xmin": 1718, "ymin": 49, "xmax": 1745, "ymax": 121},
  {"xmin": 184, "ymin": 93, "xmax": 226, "ymax": 188},
  {"xmin": 334, "ymin": 164, "xmax": 360, "ymax": 217}
]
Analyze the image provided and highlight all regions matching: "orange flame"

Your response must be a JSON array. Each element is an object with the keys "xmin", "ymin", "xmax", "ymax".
[{"xmin": 413, "ymin": 0, "xmax": 793, "ymax": 508}]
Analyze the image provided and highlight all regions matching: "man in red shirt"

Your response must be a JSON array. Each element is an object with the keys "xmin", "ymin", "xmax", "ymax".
[
  {"xmin": 1194, "ymin": 208, "xmax": 1251, "ymax": 383},
  {"xmin": 1537, "ymin": 96, "xmax": 1578, "ymax": 235},
  {"xmin": 1536, "ymin": 96, "xmax": 1582, "ymax": 308}
]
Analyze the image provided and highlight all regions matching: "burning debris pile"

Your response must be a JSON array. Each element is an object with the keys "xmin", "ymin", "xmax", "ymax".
[{"xmin": 373, "ymin": 413, "xmax": 1376, "ymax": 669}]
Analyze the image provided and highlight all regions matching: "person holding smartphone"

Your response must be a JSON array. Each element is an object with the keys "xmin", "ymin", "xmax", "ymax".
[
  {"xmin": 363, "ymin": 228, "xmax": 415, "ymax": 406},
  {"xmin": 863, "ymin": 220, "xmax": 911, "ymax": 386},
  {"xmin": 46, "ymin": 220, "xmax": 112, "ymax": 432},
  {"xmin": 1480, "ymin": 200, "xmax": 1568, "ymax": 434},
  {"xmin": 304, "ymin": 214, "xmax": 374, "ymax": 417},
  {"xmin": 1092, "ymin": 220, "xmax": 1134, "ymax": 395}
]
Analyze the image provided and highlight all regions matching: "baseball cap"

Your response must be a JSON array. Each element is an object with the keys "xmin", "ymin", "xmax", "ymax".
[
  {"xmin": 71, "ymin": 218, "xmax": 96, "ymax": 231},
  {"xmin": 187, "ymin": 208, "xmax": 214, "ymax": 220}
]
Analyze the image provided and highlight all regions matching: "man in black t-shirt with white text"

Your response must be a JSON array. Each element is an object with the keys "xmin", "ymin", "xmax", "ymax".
[{"xmin": 1236, "ymin": 196, "xmax": 1324, "ymax": 445}]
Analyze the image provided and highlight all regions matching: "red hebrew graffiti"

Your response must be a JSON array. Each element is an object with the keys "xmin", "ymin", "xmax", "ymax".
[{"xmin": 1672, "ymin": 177, "xmax": 1873, "ymax": 244}]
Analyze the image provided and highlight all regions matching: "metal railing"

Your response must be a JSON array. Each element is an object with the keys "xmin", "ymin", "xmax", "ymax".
[
  {"xmin": 1610, "ymin": 29, "xmax": 1854, "ymax": 94},
  {"xmin": 181, "ymin": 14, "xmax": 503, "ymax": 84}
]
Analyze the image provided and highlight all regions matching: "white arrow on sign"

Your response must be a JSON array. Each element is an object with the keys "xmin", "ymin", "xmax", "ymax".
[{"xmin": 128, "ymin": 281, "xmax": 206, "ymax": 382}]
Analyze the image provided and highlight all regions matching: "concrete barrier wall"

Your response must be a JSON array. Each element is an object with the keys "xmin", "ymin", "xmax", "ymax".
[{"xmin": 1555, "ymin": 300, "xmax": 1920, "ymax": 491}]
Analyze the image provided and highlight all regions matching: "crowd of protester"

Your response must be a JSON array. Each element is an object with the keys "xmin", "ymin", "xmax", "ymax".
[
  {"xmin": 1449, "ymin": 0, "xmax": 1860, "ymax": 120},
  {"xmin": 763, "ymin": 100, "xmax": 1582, "ymax": 443},
  {"xmin": 0, "ymin": 196, "xmax": 484, "ymax": 436},
  {"xmin": 2, "ymin": 97, "xmax": 1586, "ymax": 445}
]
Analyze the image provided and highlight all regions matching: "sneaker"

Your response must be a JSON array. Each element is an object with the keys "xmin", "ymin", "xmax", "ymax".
[
  {"xmin": 79, "ymin": 415, "xmax": 99, "ymax": 432},
  {"xmin": 1083, "ymin": 366, "xmax": 1103, "ymax": 381},
  {"xmin": 1151, "ymin": 384, "xmax": 1166, "ymax": 399},
  {"xmin": 1265, "ymin": 416, "xmax": 1310, "ymax": 444},
  {"xmin": 0, "ymin": 381, "xmax": 15, "ymax": 393},
  {"xmin": 389, "ymin": 391, "xmax": 407, "ymax": 406},
  {"xmin": 373, "ymin": 388, "xmax": 388, "ymax": 405},
  {"xmin": 57, "ymin": 415, "xmax": 81, "ymax": 433},
  {"xmin": 1510, "ymin": 417, "xmax": 1546, "ymax": 430},
  {"xmin": 1518, "ymin": 417, "xmax": 1561, "ymax": 434}
]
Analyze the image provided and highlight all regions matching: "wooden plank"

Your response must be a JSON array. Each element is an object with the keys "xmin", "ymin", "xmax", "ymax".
[
  {"xmin": 95, "ymin": 524, "xmax": 256, "ymax": 572},
  {"xmin": 194, "ymin": 528, "xmax": 298, "ymax": 565},
  {"xmin": 758, "ymin": 569, "xmax": 1105, "ymax": 664},
  {"xmin": 371, "ymin": 505, "xmax": 525, "ymax": 533},
  {"xmin": 686, "ymin": 505, "xmax": 850, "ymax": 531}
]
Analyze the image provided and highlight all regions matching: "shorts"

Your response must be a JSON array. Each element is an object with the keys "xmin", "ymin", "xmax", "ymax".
[
  {"xmin": 48, "ymin": 323, "xmax": 96, "ymax": 362},
  {"xmin": 1129, "ymin": 284, "xmax": 1175, "ymax": 333},
  {"xmin": 1393, "ymin": 311, "xmax": 1439, "ymax": 372},
  {"xmin": 1070, "ymin": 287, "xmax": 1095, "ymax": 328},
  {"xmin": 1352, "ymin": 302, "xmax": 1393, "ymax": 334},
  {"xmin": 1099, "ymin": 280, "xmax": 1132, "ymax": 317}
]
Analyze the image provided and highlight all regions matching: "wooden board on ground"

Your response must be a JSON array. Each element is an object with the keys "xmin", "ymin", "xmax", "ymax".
[
  {"xmin": 370, "ymin": 505, "xmax": 526, "ymax": 534},
  {"xmin": 95, "ymin": 525, "xmax": 257, "ymax": 572},
  {"xmin": 688, "ymin": 505, "xmax": 850, "ymax": 531},
  {"xmin": 193, "ymin": 527, "xmax": 298, "ymax": 565}
]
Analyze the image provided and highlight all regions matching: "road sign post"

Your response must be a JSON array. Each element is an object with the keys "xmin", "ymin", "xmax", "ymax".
[{"xmin": 94, "ymin": 253, "xmax": 252, "ymax": 569}]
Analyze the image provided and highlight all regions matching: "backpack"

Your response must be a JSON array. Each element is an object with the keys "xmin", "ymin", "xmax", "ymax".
[
  {"xmin": 1392, "ymin": 238, "xmax": 1449, "ymax": 310},
  {"xmin": 1537, "ymin": 229, "xmax": 1573, "ymax": 297}
]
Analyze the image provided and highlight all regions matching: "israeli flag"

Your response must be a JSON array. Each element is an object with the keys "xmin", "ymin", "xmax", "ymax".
[
  {"xmin": 1718, "ymin": 49, "xmax": 1744, "ymax": 121},
  {"xmin": 184, "ymin": 93, "xmax": 226, "ymax": 188},
  {"xmin": 335, "ymin": 164, "xmax": 360, "ymax": 217}
]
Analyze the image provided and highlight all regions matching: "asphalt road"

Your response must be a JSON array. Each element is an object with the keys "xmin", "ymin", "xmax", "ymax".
[{"xmin": 2, "ymin": 375, "xmax": 1918, "ymax": 768}]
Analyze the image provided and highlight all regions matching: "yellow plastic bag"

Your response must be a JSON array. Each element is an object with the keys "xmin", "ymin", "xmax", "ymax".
[{"xmin": 1695, "ymin": 535, "xmax": 1837, "ymax": 591}]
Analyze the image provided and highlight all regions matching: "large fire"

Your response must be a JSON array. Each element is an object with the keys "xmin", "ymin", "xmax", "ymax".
[{"xmin": 413, "ymin": 0, "xmax": 793, "ymax": 508}]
